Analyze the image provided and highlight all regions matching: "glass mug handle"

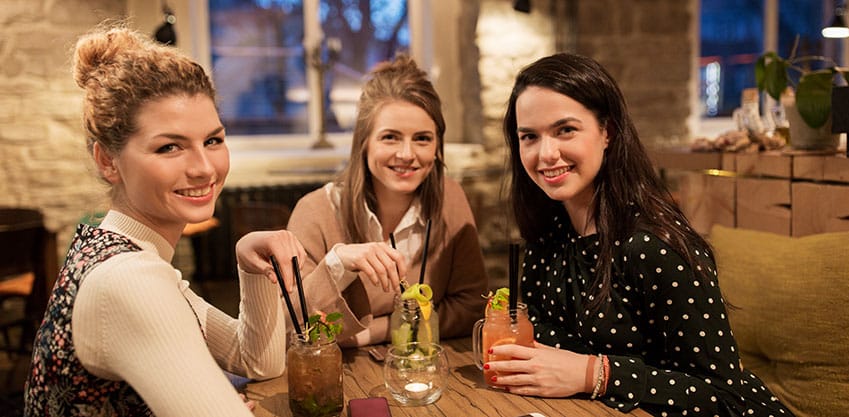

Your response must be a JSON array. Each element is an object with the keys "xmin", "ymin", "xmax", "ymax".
[{"xmin": 472, "ymin": 318, "xmax": 485, "ymax": 370}]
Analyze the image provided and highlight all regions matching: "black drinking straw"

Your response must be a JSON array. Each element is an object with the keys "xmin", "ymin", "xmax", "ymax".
[
  {"xmin": 270, "ymin": 255, "xmax": 303, "ymax": 336},
  {"xmin": 292, "ymin": 256, "xmax": 309, "ymax": 333},
  {"xmin": 508, "ymin": 242, "xmax": 519, "ymax": 321},
  {"xmin": 418, "ymin": 219, "xmax": 432, "ymax": 285},
  {"xmin": 389, "ymin": 233, "xmax": 405, "ymax": 293}
]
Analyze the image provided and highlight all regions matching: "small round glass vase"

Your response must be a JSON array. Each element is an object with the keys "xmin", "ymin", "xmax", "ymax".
[
  {"xmin": 286, "ymin": 335, "xmax": 343, "ymax": 417},
  {"xmin": 383, "ymin": 342, "xmax": 448, "ymax": 406}
]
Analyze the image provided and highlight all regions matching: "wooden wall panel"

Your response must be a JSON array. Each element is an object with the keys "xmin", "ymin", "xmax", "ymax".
[
  {"xmin": 792, "ymin": 182, "xmax": 849, "ymax": 236},
  {"xmin": 736, "ymin": 178, "xmax": 791, "ymax": 235},
  {"xmin": 678, "ymin": 173, "xmax": 735, "ymax": 236}
]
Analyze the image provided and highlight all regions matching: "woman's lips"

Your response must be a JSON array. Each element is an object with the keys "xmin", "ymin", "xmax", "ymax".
[{"xmin": 540, "ymin": 165, "xmax": 573, "ymax": 183}]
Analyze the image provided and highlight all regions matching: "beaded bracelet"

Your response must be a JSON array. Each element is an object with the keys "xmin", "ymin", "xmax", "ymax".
[
  {"xmin": 599, "ymin": 355, "xmax": 610, "ymax": 397},
  {"xmin": 589, "ymin": 353, "xmax": 605, "ymax": 400}
]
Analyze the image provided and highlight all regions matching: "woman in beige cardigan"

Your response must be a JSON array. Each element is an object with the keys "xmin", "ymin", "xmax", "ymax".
[{"xmin": 287, "ymin": 54, "xmax": 488, "ymax": 347}]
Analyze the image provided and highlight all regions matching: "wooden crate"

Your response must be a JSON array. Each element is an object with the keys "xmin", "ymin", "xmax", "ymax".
[
  {"xmin": 792, "ymin": 182, "xmax": 849, "ymax": 236},
  {"xmin": 735, "ymin": 177, "xmax": 791, "ymax": 235},
  {"xmin": 678, "ymin": 172, "xmax": 735, "ymax": 235}
]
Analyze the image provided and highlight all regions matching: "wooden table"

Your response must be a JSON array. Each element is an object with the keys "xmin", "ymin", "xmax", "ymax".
[{"xmin": 244, "ymin": 338, "xmax": 650, "ymax": 417}]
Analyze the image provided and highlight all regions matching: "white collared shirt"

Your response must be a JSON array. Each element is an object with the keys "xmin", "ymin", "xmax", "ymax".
[{"xmin": 322, "ymin": 182, "xmax": 426, "ymax": 289}]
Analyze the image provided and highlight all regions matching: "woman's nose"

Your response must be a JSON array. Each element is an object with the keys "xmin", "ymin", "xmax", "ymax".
[
  {"xmin": 187, "ymin": 149, "xmax": 215, "ymax": 177},
  {"xmin": 395, "ymin": 139, "xmax": 414, "ymax": 160},
  {"xmin": 538, "ymin": 135, "xmax": 560, "ymax": 162}
]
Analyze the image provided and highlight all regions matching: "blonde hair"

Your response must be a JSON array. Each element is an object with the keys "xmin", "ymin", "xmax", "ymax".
[
  {"xmin": 73, "ymin": 23, "xmax": 216, "ymax": 158},
  {"xmin": 337, "ymin": 54, "xmax": 446, "ymax": 247}
]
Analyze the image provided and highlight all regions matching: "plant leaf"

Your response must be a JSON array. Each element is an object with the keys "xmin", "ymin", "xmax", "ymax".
[
  {"xmin": 796, "ymin": 70, "xmax": 834, "ymax": 128},
  {"xmin": 755, "ymin": 54, "xmax": 768, "ymax": 91},
  {"xmin": 763, "ymin": 59, "xmax": 788, "ymax": 101}
]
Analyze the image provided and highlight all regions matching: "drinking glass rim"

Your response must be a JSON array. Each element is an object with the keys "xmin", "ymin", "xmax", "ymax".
[
  {"xmin": 386, "ymin": 342, "xmax": 443, "ymax": 359},
  {"xmin": 488, "ymin": 301, "xmax": 528, "ymax": 314},
  {"xmin": 291, "ymin": 333, "xmax": 338, "ymax": 347}
]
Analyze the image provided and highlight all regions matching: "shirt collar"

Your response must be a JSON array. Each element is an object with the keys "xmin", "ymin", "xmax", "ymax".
[
  {"xmin": 98, "ymin": 210, "xmax": 175, "ymax": 262},
  {"xmin": 326, "ymin": 182, "xmax": 425, "ymax": 240}
]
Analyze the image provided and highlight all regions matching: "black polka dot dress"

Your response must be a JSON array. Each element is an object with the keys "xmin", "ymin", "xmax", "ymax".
[{"xmin": 521, "ymin": 215, "xmax": 793, "ymax": 416}]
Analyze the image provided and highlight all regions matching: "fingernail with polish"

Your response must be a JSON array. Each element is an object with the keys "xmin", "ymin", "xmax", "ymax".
[
  {"xmin": 490, "ymin": 376, "xmax": 497, "ymax": 382},
  {"xmin": 487, "ymin": 348, "xmax": 493, "ymax": 354},
  {"xmin": 483, "ymin": 364, "xmax": 490, "ymax": 370}
]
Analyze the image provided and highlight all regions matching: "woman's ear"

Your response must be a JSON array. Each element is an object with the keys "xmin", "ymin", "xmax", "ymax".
[{"xmin": 92, "ymin": 142, "xmax": 120, "ymax": 184}]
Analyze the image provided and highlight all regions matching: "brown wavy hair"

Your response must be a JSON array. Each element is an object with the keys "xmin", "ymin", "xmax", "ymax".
[
  {"xmin": 337, "ymin": 54, "xmax": 446, "ymax": 249},
  {"xmin": 73, "ymin": 23, "xmax": 216, "ymax": 163}
]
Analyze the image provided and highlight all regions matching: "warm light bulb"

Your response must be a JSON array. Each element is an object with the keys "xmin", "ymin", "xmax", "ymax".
[{"xmin": 823, "ymin": 26, "xmax": 849, "ymax": 38}]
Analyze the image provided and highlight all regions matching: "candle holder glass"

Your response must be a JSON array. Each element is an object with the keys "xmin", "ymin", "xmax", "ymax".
[{"xmin": 383, "ymin": 342, "xmax": 448, "ymax": 406}]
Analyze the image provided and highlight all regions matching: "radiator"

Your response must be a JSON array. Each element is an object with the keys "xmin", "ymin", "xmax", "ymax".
[{"xmin": 191, "ymin": 182, "xmax": 324, "ymax": 282}]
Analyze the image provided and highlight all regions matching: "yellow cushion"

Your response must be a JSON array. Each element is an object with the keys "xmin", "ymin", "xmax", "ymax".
[{"xmin": 710, "ymin": 225, "xmax": 849, "ymax": 417}]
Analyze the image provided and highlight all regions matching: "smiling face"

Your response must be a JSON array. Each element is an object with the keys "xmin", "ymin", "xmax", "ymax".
[
  {"xmin": 366, "ymin": 100, "xmax": 438, "ymax": 203},
  {"xmin": 516, "ymin": 86, "xmax": 608, "ymax": 218},
  {"xmin": 99, "ymin": 94, "xmax": 228, "ymax": 243}
]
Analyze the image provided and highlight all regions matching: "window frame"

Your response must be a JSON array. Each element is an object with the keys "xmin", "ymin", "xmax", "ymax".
[
  {"xmin": 132, "ymin": 0, "xmax": 433, "ymax": 149},
  {"xmin": 695, "ymin": 0, "xmax": 848, "ymax": 138}
]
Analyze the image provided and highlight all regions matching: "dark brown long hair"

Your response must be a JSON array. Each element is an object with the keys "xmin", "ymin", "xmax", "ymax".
[
  {"xmin": 503, "ymin": 53, "xmax": 713, "ymax": 307},
  {"xmin": 337, "ymin": 54, "xmax": 446, "ymax": 247}
]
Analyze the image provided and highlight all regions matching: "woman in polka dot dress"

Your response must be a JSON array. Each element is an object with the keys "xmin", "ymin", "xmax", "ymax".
[{"xmin": 484, "ymin": 53, "xmax": 793, "ymax": 416}]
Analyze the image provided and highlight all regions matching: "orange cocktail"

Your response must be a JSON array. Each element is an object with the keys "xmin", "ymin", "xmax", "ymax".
[{"xmin": 473, "ymin": 302, "xmax": 534, "ymax": 387}]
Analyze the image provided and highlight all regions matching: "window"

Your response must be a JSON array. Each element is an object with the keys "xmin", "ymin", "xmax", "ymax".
[
  {"xmin": 208, "ymin": 0, "xmax": 410, "ymax": 137},
  {"xmin": 699, "ymin": 0, "xmax": 838, "ymax": 119}
]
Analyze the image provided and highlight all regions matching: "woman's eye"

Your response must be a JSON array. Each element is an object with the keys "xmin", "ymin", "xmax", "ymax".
[
  {"xmin": 518, "ymin": 133, "xmax": 536, "ymax": 141},
  {"xmin": 380, "ymin": 133, "xmax": 398, "ymax": 141},
  {"xmin": 205, "ymin": 137, "xmax": 224, "ymax": 146},
  {"xmin": 414, "ymin": 134, "xmax": 433, "ymax": 142},
  {"xmin": 155, "ymin": 144, "xmax": 178, "ymax": 154},
  {"xmin": 557, "ymin": 125, "xmax": 577, "ymax": 135}
]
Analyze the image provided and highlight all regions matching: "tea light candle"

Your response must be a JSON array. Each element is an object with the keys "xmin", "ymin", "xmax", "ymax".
[{"xmin": 404, "ymin": 382, "xmax": 430, "ymax": 399}]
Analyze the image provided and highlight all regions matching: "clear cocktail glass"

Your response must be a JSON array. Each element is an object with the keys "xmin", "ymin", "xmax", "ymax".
[
  {"xmin": 389, "ymin": 295, "xmax": 439, "ymax": 349},
  {"xmin": 472, "ymin": 302, "xmax": 534, "ymax": 387},
  {"xmin": 287, "ymin": 335, "xmax": 343, "ymax": 417}
]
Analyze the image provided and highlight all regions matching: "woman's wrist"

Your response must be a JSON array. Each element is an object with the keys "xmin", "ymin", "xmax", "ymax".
[
  {"xmin": 589, "ymin": 354, "xmax": 609, "ymax": 400},
  {"xmin": 584, "ymin": 354, "xmax": 598, "ymax": 393}
]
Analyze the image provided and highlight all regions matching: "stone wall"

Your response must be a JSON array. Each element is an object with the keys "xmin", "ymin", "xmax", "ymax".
[
  {"xmin": 0, "ymin": 1, "xmax": 125, "ymax": 254},
  {"xmin": 574, "ymin": 0, "xmax": 695, "ymax": 146}
]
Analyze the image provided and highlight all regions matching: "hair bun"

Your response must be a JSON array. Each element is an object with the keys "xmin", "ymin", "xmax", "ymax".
[{"xmin": 73, "ymin": 27, "xmax": 145, "ymax": 88}]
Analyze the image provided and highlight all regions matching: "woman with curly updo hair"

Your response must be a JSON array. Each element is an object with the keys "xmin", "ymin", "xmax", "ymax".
[{"xmin": 24, "ymin": 24, "xmax": 305, "ymax": 417}]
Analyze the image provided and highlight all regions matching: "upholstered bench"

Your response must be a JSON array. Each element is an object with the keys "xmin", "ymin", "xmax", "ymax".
[{"xmin": 710, "ymin": 225, "xmax": 849, "ymax": 417}]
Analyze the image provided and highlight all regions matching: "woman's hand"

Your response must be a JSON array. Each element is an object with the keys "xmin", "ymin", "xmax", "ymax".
[
  {"xmin": 334, "ymin": 242, "xmax": 406, "ymax": 292},
  {"xmin": 239, "ymin": 393, "xmax": 256, "ymax": 411},
  {"xmin": 484, "ymin": 341, "xmax": 592, "ymax": 398},
  {"xmin": 235, "ymin": 230, "xmax": 306, "ymax": 292}
]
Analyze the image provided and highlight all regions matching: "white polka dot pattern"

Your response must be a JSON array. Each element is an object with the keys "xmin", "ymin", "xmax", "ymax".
[{"xmin": 520, "ymin": 216, "xmax": 793, "ymax": 416}]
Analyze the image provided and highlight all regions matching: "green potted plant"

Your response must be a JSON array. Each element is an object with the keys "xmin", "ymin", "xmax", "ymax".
[{"xmin": 755, "ymin": 38, "xmax": 848, "ymax": 150}]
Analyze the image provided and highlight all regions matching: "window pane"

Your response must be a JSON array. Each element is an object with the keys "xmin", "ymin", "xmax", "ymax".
[
  {"xmin": 699, "ymin": 1, "xmax": 831, "ymax": 119},
  {"xmin": 208, "ymin": 0, "xmax": 409, "ymax": 136},
  {"xmin": 700, "ymin": 0, "xmax": 763, "ymax": 117},
  {"xmin": 210, "ymin": 0, "xmax": 307, "ymax": 135},
  {"xmin": 779, "ymin": 1, "xmax": 834, "ymax": 72},
  {"xmin": 323, "ymin": 0, "xmax": 409, "ymax": 131}
]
